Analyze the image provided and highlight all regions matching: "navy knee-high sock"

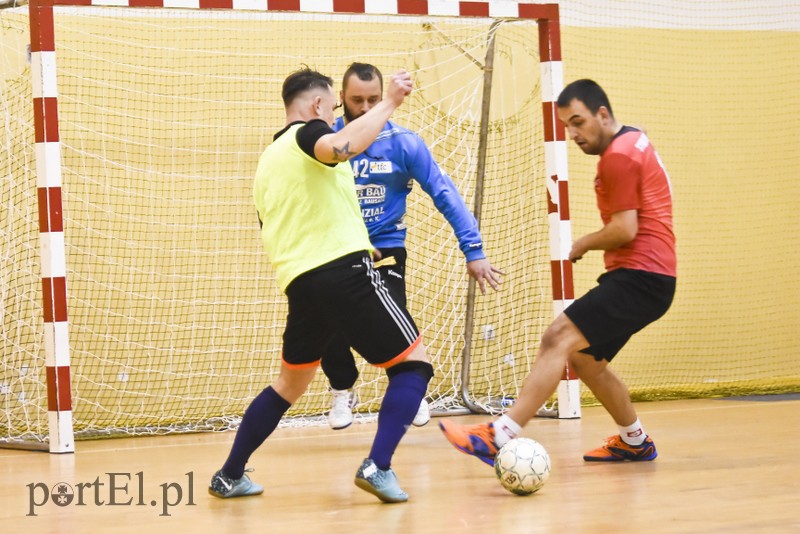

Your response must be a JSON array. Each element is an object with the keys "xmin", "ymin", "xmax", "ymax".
[
  {"xmin": 222, "ymin": 386, "xmax": 291, "ymax": 479},
  {"xmin": 369, "ymin": 369, "xmax": 429, "ymax": 470}
]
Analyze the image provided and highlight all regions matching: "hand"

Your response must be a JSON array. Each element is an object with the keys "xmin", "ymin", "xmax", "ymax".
[
  {"xmin": 569, "ymin": 240, "xmax": 587, "ymax": 263},
  {"xmin": 466, "ymin": 258, "xmax": 505, "ymax": 294},
  {"xmin": 371, "ymin": 248, "xmax": 383, "ymax": 262},
  {"xmin": 386, "ymin": 70, "xmax": 413, "ymax": 107}
]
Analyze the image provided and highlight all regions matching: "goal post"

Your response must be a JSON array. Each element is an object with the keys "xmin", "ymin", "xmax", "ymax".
[
  {"xmin": 4, "ymin": 0, "xmax": 577, "ymax": 452},
  {"xmin": 453, "ymin": 6, "xmax": 579, "ymax": 419},
  {"xmin": 30, "ymin": 0, "xmax": 75, "ymax": 453}
]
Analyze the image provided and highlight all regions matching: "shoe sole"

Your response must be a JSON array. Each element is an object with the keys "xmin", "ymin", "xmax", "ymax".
[
  {"xmin": 438, "ymin": 421, "xmax": 495, "ymax": 467},
  {"xmin": 583, "ymin": 448, "xmax": 657, "ymax": 462},
  {"xmin": 583, "ymin": 453, "xmax": 658, "ymax": 462},
  {"xmin": 330, "ymin": 421, "xmax": 353, "ymax": 430},
  {"xmin": 207, "ymin": 487, "xmax": 264, "ymax": 498},
  {"xmin": 354, "ymin": 477, "xmax": 408, "ymax": 503}
]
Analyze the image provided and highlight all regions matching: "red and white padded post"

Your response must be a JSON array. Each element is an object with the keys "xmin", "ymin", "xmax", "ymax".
[
  {"xmin": 29, "ymin": 0, "xmax": 75, "ymax": 452},
  {"xmin": 539, "ymin": 8, "xmax": 581, "ymax": 419}
]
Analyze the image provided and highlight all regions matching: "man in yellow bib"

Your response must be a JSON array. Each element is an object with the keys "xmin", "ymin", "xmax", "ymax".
[{"xmin": 209, "ymin": 67, "xmax": 432, "ymax": 504}]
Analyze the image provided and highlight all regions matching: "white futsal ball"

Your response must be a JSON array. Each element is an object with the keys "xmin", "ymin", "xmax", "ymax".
[{"xmin": 494, "ymin": 437, "xmax": 551, "ymax": 495}]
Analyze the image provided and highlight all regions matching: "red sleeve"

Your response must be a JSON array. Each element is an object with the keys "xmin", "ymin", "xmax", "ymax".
[{"xmin": 599, "ymin": 152, "xmax": 642, "ymax": 213}]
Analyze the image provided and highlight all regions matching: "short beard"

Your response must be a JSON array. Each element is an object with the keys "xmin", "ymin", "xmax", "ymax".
[{"xmin": 343, "ymin": 105, "xmax": 360, "ymax": 123}]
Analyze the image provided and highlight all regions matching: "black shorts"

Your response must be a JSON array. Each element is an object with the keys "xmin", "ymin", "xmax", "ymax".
[
  {"xmin": 374, "ymin": 247, "xmax": 407, "ymax": 307},
  {"xmin": 283, "ymin": 251, "xmax": 420, "ymax": 368},
  {"xmin": 563, "ymin": 268, "xmax": 676, "ymax": 362}
]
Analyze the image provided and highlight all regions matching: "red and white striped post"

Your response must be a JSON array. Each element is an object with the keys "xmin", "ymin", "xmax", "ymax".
[
  {"xmin": 538, "ymin": 7, "xmax": 581, "ymax": 418},
  {"xmin": 29, "ymin": 0, "xmax": 75, "ymax": 453},
  {"xmin": 24, "ymin": 0, "xmax": 573, "ymax": 434}
]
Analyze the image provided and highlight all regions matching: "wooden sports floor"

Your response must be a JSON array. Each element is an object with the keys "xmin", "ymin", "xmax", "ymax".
[{"xmin": 2, "ymin": 397, "xmax": 798, "ymax": 533}]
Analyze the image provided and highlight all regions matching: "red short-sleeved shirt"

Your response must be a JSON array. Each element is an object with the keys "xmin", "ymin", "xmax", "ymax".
[{"xmin": 595, "ymin": 127, "xmax": 676, "ymax": 277}]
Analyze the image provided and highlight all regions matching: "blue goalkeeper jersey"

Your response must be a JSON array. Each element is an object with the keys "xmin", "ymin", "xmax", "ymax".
[{"xmin": 333, "ymin": 117, "xmax": 485, "ymax": 262}]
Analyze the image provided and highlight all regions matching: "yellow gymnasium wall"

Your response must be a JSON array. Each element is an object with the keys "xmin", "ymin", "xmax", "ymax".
[{"xmin": 559, "ymin": 19, "xmax": 800, "ymax": 398}]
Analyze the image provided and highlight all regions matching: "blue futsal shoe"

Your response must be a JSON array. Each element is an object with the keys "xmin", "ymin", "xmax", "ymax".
[
  {"xmin": 354, "ymin": 458, "xmax": 408, "ymax": 503},
  {"xmin": 208, "ymin": 468, "xmax": 264, "ymax": 498}
]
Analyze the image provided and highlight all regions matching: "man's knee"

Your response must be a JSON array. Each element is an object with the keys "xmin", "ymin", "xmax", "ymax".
[
  {"xmin": 275, "ymin": 364, "xmax": 318, "ymax": 402},
  {"xmin": 541, "ymin": 314, "xmax": 588, "ymax": 355},
  {"xmin": 403, "ymin": 339, "xmax": 429, "ymax": 363},
  {"xmin": 569, "ymin": 352, "xmax": 605, "ymax": 380}
]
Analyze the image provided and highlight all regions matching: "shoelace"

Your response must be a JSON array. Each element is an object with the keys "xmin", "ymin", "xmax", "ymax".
[
  {"xmin": 602, "ymin": 435, "xmax": 628, "ymax": 449},
  {"xmin": 604, "ymin": 435, "xmax": 646, "ymax": 451},
  {"xmin": 371, "ymin": 469, "xmax": 388, "ymax": 483},
  {"xmin": 217, "ymin": 467, "xmax": 254, "ymax": 486}
]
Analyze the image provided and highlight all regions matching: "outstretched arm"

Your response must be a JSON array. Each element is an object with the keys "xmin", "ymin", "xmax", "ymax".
[{"xmin": 410, "ymin": 138, "xmax": 504, "ymax": 292}]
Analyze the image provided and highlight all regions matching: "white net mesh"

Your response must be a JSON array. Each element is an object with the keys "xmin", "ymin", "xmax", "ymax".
[{"xmin": 1, "ymin": 7, "xmax": 548, "ymax": 443}]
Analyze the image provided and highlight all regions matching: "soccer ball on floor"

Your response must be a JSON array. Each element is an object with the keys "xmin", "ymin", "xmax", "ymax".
[{"xmin": 494, "ymin": 437, "xmax": 551, "ymax": 496}]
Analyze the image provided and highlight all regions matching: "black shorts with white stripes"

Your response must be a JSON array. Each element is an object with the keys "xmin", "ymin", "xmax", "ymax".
[{"xmin": 282, "ymin": 251, "xmax": 420, "ymax": 368}]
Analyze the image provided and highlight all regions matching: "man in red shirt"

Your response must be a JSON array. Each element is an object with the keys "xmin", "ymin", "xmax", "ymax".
[{"xmin": 439, "ymin": 79, "xmax": 676, "ymax": 464}]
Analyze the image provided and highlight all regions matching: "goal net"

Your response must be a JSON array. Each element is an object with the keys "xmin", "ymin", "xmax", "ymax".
[{"xmin": 2, "ymin": 2, "xmax": 568, "ymax": 448}]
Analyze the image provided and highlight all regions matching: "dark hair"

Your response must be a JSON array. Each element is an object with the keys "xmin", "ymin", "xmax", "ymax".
[
  {"xmin": 556, "ymin": 79, "xmax": 613, "ymax": 117},
  {"xmin": 282, "ymin": 67, "xmax": 333, "ymax": 106},
  {"xmin": 342, "ymin": 62, "xmax": 383, "ymax": 92}
]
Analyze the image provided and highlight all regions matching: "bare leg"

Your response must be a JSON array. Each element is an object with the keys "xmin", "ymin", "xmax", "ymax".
[
  {"xmin": 273, "ymin": 364, "xmax": 318, "ymax": 404},
  {"xmin": 505, "ymin": 314, "xmax": 589, "ymax": 426},
  {"xmin": 570, "ymin": 356, "xmax": 637, "ymax": 427}
]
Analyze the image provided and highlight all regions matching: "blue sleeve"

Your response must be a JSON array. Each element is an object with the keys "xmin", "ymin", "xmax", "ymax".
[{"xmin": 407, "ymin": 135, "xmax": 485, "ymax": 262}]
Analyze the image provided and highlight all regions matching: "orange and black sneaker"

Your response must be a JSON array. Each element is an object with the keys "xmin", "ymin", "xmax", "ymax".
[
  {"xmin": 583, "ymin": 435, "xmax": 658, "ymax": 462},
  {"xmin": 438, "ymin": 419, "xmax": 498, "ymax": 467}
]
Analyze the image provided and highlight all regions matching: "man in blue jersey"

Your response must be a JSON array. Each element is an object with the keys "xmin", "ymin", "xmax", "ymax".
[
  {"xmin": 209, "ymin": 67, "xmax": 433, "ymax": 504},
  {"xmin": 323, "ymin": 63, "xmax": 504, "ymax": 430}
]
